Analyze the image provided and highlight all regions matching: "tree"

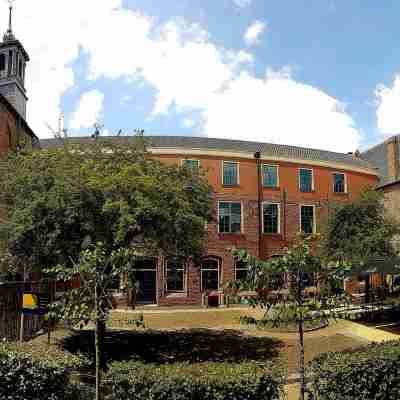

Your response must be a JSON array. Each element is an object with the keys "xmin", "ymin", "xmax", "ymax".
[
  {"xmin": 324, "ymin": 188, "xmax": 398, "ymax": 264},
  {"xmin": 232, "ymin": 236, "xmax": 348, "ymax": 400},
  {"xmin": 0, "ymin": 135, "xmax": 214, "ymax": 399},
  {"xmin": 323, "ymin": 188, "xmax": 399, "ymax": 300}
]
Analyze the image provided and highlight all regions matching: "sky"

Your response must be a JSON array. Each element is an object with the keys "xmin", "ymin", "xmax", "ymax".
[{"xmin": 2, "ymin": 0, "xmax": 400, "ymax": 153}]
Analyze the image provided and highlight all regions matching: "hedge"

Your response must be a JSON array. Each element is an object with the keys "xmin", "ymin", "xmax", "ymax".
[
  {"xmin": 105, "ymin": 360, "xmax": 284, "ymax": 400},
  {"xmin": 0, "ymin": 348, "xmax": 70, "ymax": 400},
  {"xmin": 308, "ymin": 340, "xmax": 400, "ymax": 399}
]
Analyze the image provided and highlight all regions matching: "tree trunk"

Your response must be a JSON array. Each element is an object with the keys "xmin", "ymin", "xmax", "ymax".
[
  {"xmin": 98, "ymin": 319, "xmax": 107, "ymax": 371},
  {"xmin": 298, "ymin": 317, "xmax": 306, "ymax": 400},
  {"xmin": 95, "ymin": 286, "xmax": 101, "ymax": 400}
]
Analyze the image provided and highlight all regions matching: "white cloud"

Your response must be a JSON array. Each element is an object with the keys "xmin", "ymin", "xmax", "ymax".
[
  {"xmin": 244, "ymin": 21, "xmax": 267, "ymax": 46},
  {"xmin": 182, "ymin": 117, "xmax": 196, "ymax": 128},
  {"xmin": 233, "ymin": 0, "xmax": 252, "ymax": 8},
  {"xmin": 0, "ymin": 1, "xmax": 362, "ymax": 152},
  {"xmin": 375, "ymin": 76, "xmax": 400, "ymax": 137},
  {"xmin": 70, "ymin": 90, "xmax": 104, "ymax": 130},
  {"xmin": 201, "ymin": 69, "xmax": 361, "ymax": 152}
]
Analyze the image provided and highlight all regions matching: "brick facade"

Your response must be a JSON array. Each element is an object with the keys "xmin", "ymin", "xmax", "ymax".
[
  {"xmin": 117, "ymin": 150, "xmax": 378, "ymax": 307},
  {"xmin": 0, "ymin": 94, "xmax": 37, "ymax": 152}
]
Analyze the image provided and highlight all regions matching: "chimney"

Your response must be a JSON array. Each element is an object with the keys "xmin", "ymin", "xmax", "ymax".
[{"xmin": 386, "ymin": 136, "xmax": 400, "ymax": 182}]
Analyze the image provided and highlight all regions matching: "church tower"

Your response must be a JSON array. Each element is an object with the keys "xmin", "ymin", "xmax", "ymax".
[{"xmin": 0, "ymin": 1, "xmax": 29, "ymax": 119}]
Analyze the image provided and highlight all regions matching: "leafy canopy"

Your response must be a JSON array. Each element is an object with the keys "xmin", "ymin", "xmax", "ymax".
[
  {"xmin": 323, "ymin": 188, "xmax": 399, "ymax": 265},
  {"xmin": 0, "ymin": 136, "xmax": 214, "ymax": 271}
]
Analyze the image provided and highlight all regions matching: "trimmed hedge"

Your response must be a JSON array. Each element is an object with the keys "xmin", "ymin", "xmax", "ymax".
[
  {"xmin": 106, "ymin": 360, "xmax": 284, "ymax": 400},
  {"xmin": 0, "ymin": 349, "xmax": 70, "ymax": 400},
  {"xmin": 309, "ymin": 340, "xmax": 400, "ymax": 399}
]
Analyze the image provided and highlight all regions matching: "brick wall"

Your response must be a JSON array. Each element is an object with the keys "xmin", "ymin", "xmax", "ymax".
[
  {"xmin": 0, "ymin": 97, "xmax": 33, "ymax": 152},
  {"xmin": 150, "ymin": 153, "xmax": 378, "ymax": 306}
]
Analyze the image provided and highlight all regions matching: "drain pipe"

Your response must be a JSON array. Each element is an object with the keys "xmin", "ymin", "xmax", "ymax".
[{"xmin": 254, "ymin": 150, "xmax": 263, "ymax": 258}]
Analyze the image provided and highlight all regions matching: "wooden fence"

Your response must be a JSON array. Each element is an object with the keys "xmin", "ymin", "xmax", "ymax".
[{"xmin": 0, "ymin": 281, "xmax": 48, "ymax": 341}]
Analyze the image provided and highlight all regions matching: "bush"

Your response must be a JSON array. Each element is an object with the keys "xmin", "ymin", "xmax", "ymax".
[
  {"xmin": 0, "ymin": 348, "xmax": 70, "ymax": 400},
  {"xmin": 308, "ymin": 341, "xmax": 400, "ymax": 399},
  {"xmin": 105, "ymin": 360, "xmax": 284, "ymax": 400}
]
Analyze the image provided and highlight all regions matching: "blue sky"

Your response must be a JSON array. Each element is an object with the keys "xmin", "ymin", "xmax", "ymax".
[{"xmin": 3, "ymin": 0, "xmax": 400, "ymax": 152}]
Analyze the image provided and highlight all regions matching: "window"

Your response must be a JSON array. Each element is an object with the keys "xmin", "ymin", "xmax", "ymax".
[
  {"xmin": 235, "ymin": 259, "xmax": 249, "ymax": 281},
  {"xmin": 201, "ymin": 258, "xmax": 220, "ymax": 291},
  {"xmin": 0, "ymin": 54, "xmax": 5, "ymax": 72},
  {"xmin": 263, "ymin": 165, "xmax": 278, "ymax": 188},
  {"xmin": 263, "ymin": 203, "xmax": 280, "ymax": 234},
  {"xmin": 333, "ymin": 172, "xmax": 346, "ymax": 193},
  {"xmin": 300, "ymin": 205, "xmax": 315, "ymax": 235},
  {"xmin": 218, "ymin": 202, "xmax": 242, "ymax": 233},
  {"xmin": 223, "ymin": 161, "xmax": 239, "ymax": 186},
  {"xmin": 166, "ymin": 259, "xmax": 185, "ymax": 292},
  {"xmin": 182, "ymin": 159, "xmax": 199, "ymax": 169},
  {"xmin": 299, "ymin": 168, "xmax": 313, "ymax": 192}
]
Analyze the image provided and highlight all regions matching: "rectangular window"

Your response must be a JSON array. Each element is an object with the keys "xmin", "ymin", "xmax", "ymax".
[
  {"xmin": 218, "ymin": 202, "xmax": 242, "ymax": 233},
  {"xmin": 333, "ymin": 172, "xmax": 346, "ymax": 193},
  {"xmin": 182, "ymin": 159, "xmax": 199, "ymax": 169},
  {"xmin": 235, "ymin": 259, "xmax": 249, "ymax": 281},
  {"xmin": 301, "ymin": 205, "xmax": 315, "ymax": 235},
  {"xmin": 263, "ymin": 165, "xmax": 278, "ymax": 188},
  {"xmin": 166, "ymin": 259, "xmax": 185, "ymax": 292},
  {"xmin": 299, "ymin": 169, "xmax": 313, "ymax": 192},
  {"xmin": 201, "ymin": 258, "xmax": 219, "ymax": 291},
  {"xmin": 0, "ymin": 54, "xmax": 5, "ymax": 71},
  {"xmin": 223, "ymin": 161, "xmax": 239, "ymax": 186},
  {"xmin": 263, "ymin": 203, "xmax": 280, "ymax": 234}
]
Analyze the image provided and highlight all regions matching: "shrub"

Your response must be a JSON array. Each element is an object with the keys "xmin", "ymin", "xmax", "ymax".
[
  {"xmin": 308, "ymin": 341, "xmax": 400, "ymax": 399},
  {"xmin": 106, "ymin": 360, "xmax": 284, "ymax": 400},
  {"xmin": 0, "ymin": 348, "xmax": 70, "ymax": 400}
]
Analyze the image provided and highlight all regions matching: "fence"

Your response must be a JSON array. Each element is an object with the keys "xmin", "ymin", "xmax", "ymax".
[{"xmin": 0, "ymin": 280, "xmax": 50, "ymax": 341}]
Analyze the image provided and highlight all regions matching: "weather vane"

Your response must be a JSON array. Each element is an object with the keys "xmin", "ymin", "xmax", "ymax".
[{"xmin": 5, "ymin": 0, "xmax": 14, "ymax": 38}]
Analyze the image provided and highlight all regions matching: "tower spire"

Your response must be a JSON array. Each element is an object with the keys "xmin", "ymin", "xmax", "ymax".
[{"xmin": 4, "ymin": 0, "xmax": 15, "ymax": 42}]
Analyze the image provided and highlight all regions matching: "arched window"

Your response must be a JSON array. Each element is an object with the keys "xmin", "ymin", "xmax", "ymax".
[{"xmin": 201, "ymin": 257, "xmax": 220, "ymax": 291}]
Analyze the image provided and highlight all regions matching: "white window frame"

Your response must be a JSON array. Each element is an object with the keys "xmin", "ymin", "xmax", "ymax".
[
  {"xmin": 165, "ymin": 259, "xmax": 186, "ymax": 293},
  {"xmin": 181, "ymin": 158, "xmax": 200, "ymax": 168},
  {"xmin": 332, "ymin": 172, "xmax": 347, "ymax": 193},
  {"xmin": 262, "ymin": 202, "xmax": 281, "ymax": 234},
  {"xmin": 222, "ymin": 160, "xmax": 240, "ymax": 186},
  {"xmin": 262, "ymin": 164, "xmax": 279, "ymax": 188},
  {"xmin": 235, "ymin": 258, "xmax": 250, "ymax": 281},
  {"xmin": 200, "ymin": 257, "xmax": 220, "ymax": 292},
  {"xmin": 299, "ymin": 168, "xmax": 314, "ymax": 192},
  {"xmin": 299, "ymin": 204, "xmax": 316, "ymax": 234},
  {"xmin": 217, "ymin": 200, "xmax": 243, "ymax": 234}
]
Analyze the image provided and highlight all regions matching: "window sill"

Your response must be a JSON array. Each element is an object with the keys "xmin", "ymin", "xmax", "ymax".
[
  {"xmin": 263, "ymin": 186, "xmax": 280, "ymax": 190},
  {"xmin": 262, "ymin": 233, "xmax": 283, "ymax": 239},
  {"xmin": 333, "ymin": 192, "xmax": 349, "ymax": 196},
  {"xmin": 222, "ymin": 184, "xmax": 240, "ymax": 188},
  {"xmin": 218, "ymin": 233, "xmax": 246, "ymax": 239},
  {"xmin": 165, "ymin": 292, "xmax": 187, "ymax": 298},
  {"xmin": 300, "ymin": 190, "xmax": 315, "ymax": 193}
]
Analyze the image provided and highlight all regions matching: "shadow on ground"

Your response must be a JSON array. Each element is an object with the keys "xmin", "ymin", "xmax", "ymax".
[{"xmin": 62, "ymin": 328, "xmax": 284, "ymax": 365}]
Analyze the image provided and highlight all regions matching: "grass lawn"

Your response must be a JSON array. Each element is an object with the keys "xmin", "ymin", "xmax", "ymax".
[{"xmin": 15, "ymin": 309, "xmax": 375, "ymax": 377}]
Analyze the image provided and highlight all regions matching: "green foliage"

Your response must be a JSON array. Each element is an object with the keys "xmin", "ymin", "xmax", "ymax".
[
  {"xmin": 0, "ymin": 136, "xmax": 213, "ymax": 270},
  {"xmin": 0, "ymin": 347, "xmax": 70, "ymax": 400},
  {"xmin": 106, "ymin": 360, "xmax": 284, "ymax": 400},
  {"xmin": 323, "ymin": 188, "xmax": 399, "ymax": 265},
  {"xmin": 309, "ymin": 341, "xmax": 400, "ymax": 399}
]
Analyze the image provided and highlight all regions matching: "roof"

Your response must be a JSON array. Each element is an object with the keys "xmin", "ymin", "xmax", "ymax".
[
  {"xmin": 361, "ymin": 135, "xmax": 400, "ymax": 187},
  {"xmin": 39, "ymin": 135, "xmax": 378, "ymax": 174},
  {"xmin": 0, "ymin": 93, "xmax": 38, "ymax": 143}
]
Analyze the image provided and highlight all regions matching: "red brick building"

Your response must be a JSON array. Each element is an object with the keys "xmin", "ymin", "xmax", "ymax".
[{"xmin": 41, "ymin": 136, "xmax": 379, "ymax": 306}]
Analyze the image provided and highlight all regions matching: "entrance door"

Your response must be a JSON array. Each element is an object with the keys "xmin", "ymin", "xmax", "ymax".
[{"xmin": 133, "ymin": 258, "xmax": 157, "ymax": 304}]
